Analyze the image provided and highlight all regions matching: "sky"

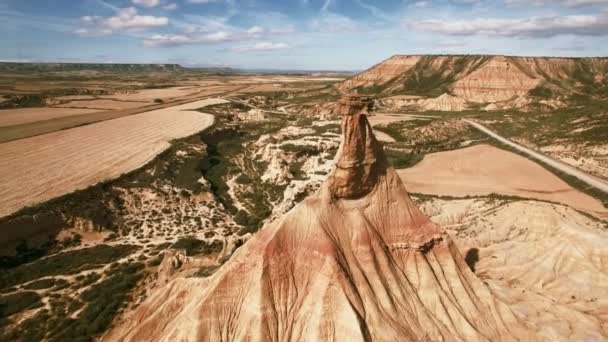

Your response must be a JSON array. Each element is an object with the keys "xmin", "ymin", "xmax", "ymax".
[{"xmin": 1, "ymin": 0, "xmax": 608, "ymax": 70}]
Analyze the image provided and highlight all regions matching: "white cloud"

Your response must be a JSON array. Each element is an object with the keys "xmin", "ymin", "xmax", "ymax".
[
  {"xmin": 410, "ymin": 14, "xmax": 608, "ymax": 37},
  {"xmin": 246, "ymin": 25, "xmax": 265, "ymax": 34},
  {"xmin": 505, "ymin": 0, "xmax": 608, "ymax": 6},
  {"xmin": 187, "ymin": 0, "xmax": 220, "ymax": 3},
  {"xmin": 230, "ymin": 42, "xmax": 289, "ymax": 52},
  {"xmin": 163, "ymin": 3, "xmax": 178, "ymax": 10},
  {"xmin": 311, "ymin": 13, "xmax": 358, "ymax": 33},
  {"xmin": 74, "ymin": 27, "xmax": 113, "ymax": 36},
  {"xmin": 143, "ymin": 30, "xmax": 236, "ymax": 47},
  {"xmin": 561, "ymin": 0, "xmax": 608, "ymax": 6},
  {"xmin": 78, "ymin": 7, "xmax": 168, "ymax": 35},
  {"xmin": 411, "ymin": 1, "xmax": 432, "ymax": 8},
  {"xmin": 132, "ymin": 0, "xmax": 160, "ymax": 8}
]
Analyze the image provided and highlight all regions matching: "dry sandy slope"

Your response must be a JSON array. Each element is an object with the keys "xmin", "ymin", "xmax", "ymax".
[
  {"xmin": 0, "ymin": 107, "xmax": 101, "ymax": 127},
  {"xmin": 421, "ymin": 198, "xmax": 608, "ymax": 340},
  {"xmin": 398, "ymin": 144, "xmax": 608, "ymax": 219},
  {"xmin": 0, "ymin": 98, "xmax": 226, "ymax": 218},
  {"xmin": 107, "ymin": 108, "xmax": 530, "ymax": 342}
]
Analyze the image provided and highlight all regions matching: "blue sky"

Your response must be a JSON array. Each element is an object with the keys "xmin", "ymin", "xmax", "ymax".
[{"xmin": 1, "ymin": 0, "xmax": 608, "ymax": 70}]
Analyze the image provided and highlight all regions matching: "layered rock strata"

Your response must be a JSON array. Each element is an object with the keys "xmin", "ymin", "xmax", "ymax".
[{"xmin": 107, "ymin": 94, "xmax": 532, "ymax": 342}]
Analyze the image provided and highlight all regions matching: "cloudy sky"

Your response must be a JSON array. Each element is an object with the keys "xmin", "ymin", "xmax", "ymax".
[{"xmin": 1, "ymin": 0, "xmax": 608, "ymax": 70}]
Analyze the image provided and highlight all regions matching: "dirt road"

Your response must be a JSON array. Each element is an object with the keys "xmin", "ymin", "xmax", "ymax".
[{"xmin": 464, "ymin": 119, "xmax": 608, "ymax": 194}]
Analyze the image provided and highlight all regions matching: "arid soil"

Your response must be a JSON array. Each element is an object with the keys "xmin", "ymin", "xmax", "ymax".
[
  {"xmin": 419, "ymin": 197, "xmax": 608, "ymax": 340},
  {"xmin": 0, "ymin": 98, "xmax": 225, "ymax": 218},
  {"xmin": 0, "ymin": 107, "xmax": 101, "ymax": 127},
  {"xmin": 106, "ymin": 102, "xmax": 532, "ymax": 342},
  {"xmin": 398, "ymin": 144, "xmax": 608, "ymax": 219}
]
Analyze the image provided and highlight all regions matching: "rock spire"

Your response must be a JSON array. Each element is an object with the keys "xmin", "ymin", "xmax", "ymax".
[{"xmin": 329, "ymin": 94, "xmax": 386, "ymax": 199}]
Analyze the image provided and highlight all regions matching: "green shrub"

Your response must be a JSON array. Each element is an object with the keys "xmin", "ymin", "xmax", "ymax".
[
  {"xmin": 235, "ymin": 174, "xmax": 252, "ymax": 184},
  {"xmin": 171, "ymin": 237, "xmax": 222, "ymax": 256},
  {"xmin": 0, "ymin": 245, "xmax": 137, "ymax": 290},
  {"xmin": 23, "ymin": 278, "xmax": 56, "ymax": 290},
  {"xmin": 146, "ymin": 254, "xmax": 164, "ymax": 267},
  {"xmin": 192, "ymin": 265, "xmax": 220, "ymax": 278},
  {"xmin": 0, "ymin": 291, "xmax": 42, "ymax": 318}
]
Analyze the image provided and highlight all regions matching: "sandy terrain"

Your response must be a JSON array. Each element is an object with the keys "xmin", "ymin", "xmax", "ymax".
[
  {"xmin": 103, "ymin": 87, "xmax": 200, "ymax": 102},
  {"xmin": 398, "ymin": 144, "xmax": 608, "ymax": 218},
  {"xmin": 373, "ymin": 129, "xmax": 396, "ymax": 142},
  {"xmin": 367, "ymin": 112, "xmax": 432, "ymax": 126},
  {"xmin": 54, "ymin": 99, "xmax": 149, "ymax": 110},
  {"xmin": 236, "ymin": 84, "xmax": 302, "ymax": 93},
  {"xmin": 0, "ymin": 98, "xmax": 226, "ymax": 218},
  {"xmin": 0, "ymin": 107, "xmax": 101, "ymax": 127}
]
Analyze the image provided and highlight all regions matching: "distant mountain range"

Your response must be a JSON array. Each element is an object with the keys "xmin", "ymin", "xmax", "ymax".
[{"xmin": 0, "ymin": 62, "xmax": 355, "ymax": 76}]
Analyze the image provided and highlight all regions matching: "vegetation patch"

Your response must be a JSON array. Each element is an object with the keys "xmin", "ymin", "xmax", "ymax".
[
  {"xmin": 0, "ymin": 244, "xmax": 137, "ymax": 290},
  {"xmin": 0, "ymin": 291, "xmax": 42, "ymax": 318},
  {"xmin": 0, "ymin": 262, "xmax": 145, "ymax": 342},
  {"xmin": 171, "ymin": 236, "xmax": 223, "ymax": 256}
]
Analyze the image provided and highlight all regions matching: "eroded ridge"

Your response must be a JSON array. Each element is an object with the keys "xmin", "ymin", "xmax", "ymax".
[{"xmin": 108, "ymin": 94, "xmax": 532, "ymax": 342}]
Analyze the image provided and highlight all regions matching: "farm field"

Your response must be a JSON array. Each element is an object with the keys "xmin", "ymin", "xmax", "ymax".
[
  {"xmin": 398, "ymin": 144, "xmax": 608, "ymax": 219},
  {"xmin": 0, "ymin": 87, "xmax": 241, "ymax": 143},
  {"xmin": 54, "ymin": 99, "xmax": 149, "ymax": 110},
  {"xmin": 0, "ymin": 107, "xmax": 101, "ymax": 127},
  {"xmin": 0, "ymin": 98, "xmax": 225, "ymax": 218}
]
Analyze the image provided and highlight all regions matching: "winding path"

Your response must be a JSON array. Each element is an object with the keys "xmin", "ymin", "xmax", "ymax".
[{"xmin": 464, "ymin": 119, "xmax": 608, "ymax": 194}]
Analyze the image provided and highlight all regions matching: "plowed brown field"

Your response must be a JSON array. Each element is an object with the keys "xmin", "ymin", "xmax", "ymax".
[
  {"xmin": 398, "ymin": 144, "xmax": 608, "ymax": 219},
  {"xmin": 0, "ymin": 98, "xmax": 226, "ymax": 218}
]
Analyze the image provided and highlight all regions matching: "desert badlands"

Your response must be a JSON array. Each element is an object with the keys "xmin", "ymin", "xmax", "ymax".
[{"xmin": 0, "ymin": 55, "xmax": 607, "ymax": 342}]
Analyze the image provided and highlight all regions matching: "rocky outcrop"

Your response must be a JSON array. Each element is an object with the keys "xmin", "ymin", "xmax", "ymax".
[{"xmin": 107, "ymin": 95, "xmax": 532, "ymax": 341}]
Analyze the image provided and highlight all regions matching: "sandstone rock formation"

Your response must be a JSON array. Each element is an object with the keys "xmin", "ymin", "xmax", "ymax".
[
  {"xmin": 107, "ymin": 95, "xmax": 532, "ymax": 341},
  {"xmin": 336, "ymin": 55, "xmax": 608, "ymax": 111},
  {"xmin": 336, "ymin": 55, "xmax": 421, "ymax": 91},
  {"xmin": 452, "ymin": 56, "xmax": 541, "ymax": 103}
]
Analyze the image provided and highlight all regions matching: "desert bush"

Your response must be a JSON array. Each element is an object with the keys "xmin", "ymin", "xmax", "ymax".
[
  {"xmin": 171, "ymin": 237, "xmax": 222, "ymax": 256},
  {"xmin": 147, "ymin": 254, "xmax": 164, "ymax": 267},
  {"xmin": 235, "ymin": 174, "xmax": 252, "ymax": 184},
  {"xmin": 23, "ymin": 278, "xmax": 56, "ymax": 290},
  {"xmin": 0, "ymin": 291, "xmax": 42, "ymax": 318},
  {"xmin": 192, "ymin": 265, "xmax": 220, "ymax": 278}
]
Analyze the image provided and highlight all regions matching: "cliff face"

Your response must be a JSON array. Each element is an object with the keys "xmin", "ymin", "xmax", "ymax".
[
  {"xmin": 335, "ymin": 55, "xmax": 608, "ymax": 111},
  {"xmin": 452, "ymin": 56, "xmax": 541, "ymax": 103},
  {"xmin": 106, "ymin": 96, "xmax": 531, "ymax": 341}
]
